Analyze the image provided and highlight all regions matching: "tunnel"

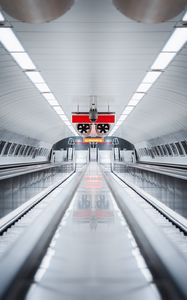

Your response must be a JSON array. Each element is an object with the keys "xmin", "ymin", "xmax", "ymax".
[{"xmin": 0, "ymin": 1, "xmax": 187, "ymax": 300}]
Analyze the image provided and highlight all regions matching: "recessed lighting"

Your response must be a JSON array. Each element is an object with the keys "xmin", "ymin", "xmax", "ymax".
[
  {"xmin": 0, "ymin": 26, "xmax": 73, "ymax": 131},
  {"xmin": 11, "ymin": 52, "xmax": 36, "ymax": 70},
  {"xmin": 183, "ymin": 11, "xmax": 187, "ymax": 21},
  {"xmin": 47, "ymin": 100, "xmax": 59, "ymax": 106},
  {"xmin": 25, "ymin": 71, "xmax": 44, "ymax": 83},
  {"xmin": 163, "ymin": 28, "xmax": 187, "ymax": 53},
  {"xmin": 128, "ymin": 99, "xmax": 140, "ymax": 106},
  {"xmin": 137, "ymin": 83, "xmax": 152, "ymax": 93},
  {"xmin": 35, "ymin": 83, "xmax": 50, "ymax": 93},
  {"xmin": 122, "ymin": 106, "xmax": 134, "ymax": 115},
  {"xmin": 142, "ymin": 71, "xmax": 162, "ymax": 84},
  {"xmin": 151, "ymin": 52, "xmax": 176, "ymax": 70},
  {"xmin": 53, "ymin": 106, "xmax": 64, "ymax": 115},
  {"xmin": 59, "ymin": 115, "xmax": 68, "ymax": 121},
  {"xmin": 131, "ymin": 93, "xmax": 145, "ymax": 101},
  {"xmin": 0, "ymin": 28, "xmax": 24, "ymax": 52},
  {"xmin": 119, "ymin": 115, "xmax": 128, "ymax": 121},
  {"xmin": 42, "ymin": 93, "xmax": 55, "ymax": 101},
  {"xmin": 0, "ymin": 12, "xmax": 4, "ymax": 21},
  {"xmin": 64, "ymin": 120, "xmax": 70, "ymax": 125},
  {"xmin": 116, "ymin": 120, "xmax": 123, "ymax": 126}
]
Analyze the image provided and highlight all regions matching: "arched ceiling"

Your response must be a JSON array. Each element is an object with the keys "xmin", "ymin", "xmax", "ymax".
[
  {"xmin": 116, "ymin": 45, "xmax": 187, "ymax": 143},
  {"xmin": 0, "ymin": 43, "xmax": 70, "ymax": 144},
  {"xmin": 0, "ymin": 0, "xmax": 186, "ymax": 145}
]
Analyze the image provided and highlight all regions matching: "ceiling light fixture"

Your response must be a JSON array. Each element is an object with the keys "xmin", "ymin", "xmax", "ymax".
[
  {"xmin": 35, "ymin": 83, "xmax": 50, "ymax": 93},
  {"xmin": 128, "ymin": 99, "xmax": 140, "ymax": 106},
  {"xmin": 64, "ymin": 120, "xmax": 71, "ymax": 125},
  {"xmin": 142, "ymin": 71, "xmax": 162, "ymax": 84},
  {"xmin": 119, "ymin": 115, "xmax": 128, "ymax": 121},
  {"xmin": 183, "ymin": 11, "xmax": 187, "ymax": 21},
  {"xmin": 0, "ymin": 27, "xmax": 24, "ymax": 52},
  {"xmin": 0, "ymin": 26, "xmax": 73, "ymax": 134},
  {"xmin": 163, "ymin": 27, "xmax": 187, "ymax": 52},
  {"xmin": 25, "ymin": 71, "xmax": 44, "ymax": 83},
  {"xmin": 131, "ymin": 93, "xmax": 145, "ymax": 101},
  {"xmin": 137, "ymin": 83, "xmax": 152, "ymax": 93},
  {"xmin": 59, "ymin": 115, "xmax": 68, "ymax": 121},
  {"xmin": 0, "ymin": 12, "xmax": 4, "ymax": 21},
  {"xmin": 122, "ymin": 106, "xmax": 134, "ymax": 115},
  {"xmin": 53, "ymin": 106, "xmax": 64, "ymax": 115},
  {"xmin": 11, "ymin": 52, "xmax": 36, "ymax": 70},
  {"xmin": 151, "ymin": 52, "xmax": 176, "ymax": 70},
  {"xmin": 47, "ymin": 100, "xmax": 59, "ymax": 106},
  {"xmin": 42, "ymin": 93, "xmax": 56, "ymax": 101}
]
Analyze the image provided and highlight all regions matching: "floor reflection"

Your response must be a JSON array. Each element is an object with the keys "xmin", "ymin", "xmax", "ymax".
[
  {"xmin": 114, "ymin": 164, "xmax": 187, "ymax": 219},
  {"xmin": 72, "ymin": 168, "xmax": 114, "ymax": 230},
  {"xmin": 73, "ymin": 192, "xmax": 114, "ymax": 229},
  {"xmin": 0, "ymin": 164, "xmax": 73, "ymax": 218}
]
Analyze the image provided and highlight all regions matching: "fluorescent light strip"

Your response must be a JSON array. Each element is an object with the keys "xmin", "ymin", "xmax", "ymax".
[
  {"xmin": 59, "ymin": 115, "xmax": 68, "ymax": 121},
  {"xmin": 25, "ymin": 71, "xmax": 44, "ymax": 83},
  {"xmin": 142, "ymin": 71, "xmax": 162, "ymax": 84},
  {"xmin": 35, "ymin": 83, "xmax": 50, "ymax": 93},
  {"xmin": 0, "ymin": 12, "xmax": 4, "ymax": 21},
  {"xmin": 48, "ymin": 100, "xmax": 59, "ymax": 106},
  {"xmin": 128, "ymin": 99, "xmax": 140, "ymax": 106},
  {"xmin": 183, "ymin": 11, "xmax": 187, "ymax": 21},
  {"xmin": 163, "ymin": 27, "xmax": 187, "ymax": 53},
  {"xmin": 53, "ymin": 106, "xmax": 64, "ymax": 115},
  {"xmin": 113, "ymin": 26, "xmax": 187, "ymax": 136},
  {"xmin": 132, "ymin": 93, "xmax": 145, "ymax": 101},
  {"xmin": 122, "ymin": 106, "xmax": 134, "ymax": 115},
  {"xmin": 64, "ymin": 120, "xmax": 71, "ymax": 125},
  {"xmin": 116, "ymin": 120, "xmax": 123, "ymax": 126},
  {"xmin": 137, "ymin": 83, "xmax": 152, "ymax": 93},
  {"xmin": 0, "ymin": 27, "xmax": 24, "ymax": 52},
  {"xmin": 42, "ymin": 93, "xmax": 56, "ymax": 101},
  {"xmin": 0, "ymin": 27, "xmax": 83, "ymax": 135},
  {"xmin": 11, "ymin": 52, "xmax": 36, "ymax": 70},
  {"xmin": 119, "ymin": 115, "xmax": 128, "ymax": 121},
  {"xmin": 151, "ymin": 52, "xmax": 176, "ymax": 70}
]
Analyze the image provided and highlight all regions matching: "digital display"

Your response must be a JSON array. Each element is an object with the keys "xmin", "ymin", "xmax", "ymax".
[{"xmin": 83, "ymin": 138, "xmax": 104, "ymax": 143}]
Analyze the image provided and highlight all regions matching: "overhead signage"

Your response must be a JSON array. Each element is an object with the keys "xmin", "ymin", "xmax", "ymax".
[
  {"xmin": 83, "ymin": 138, "xmax": 104, "ymax": 143},
  {"xmin": 72, "ymin": 114, "xmax": 115, "ymax": 124}
]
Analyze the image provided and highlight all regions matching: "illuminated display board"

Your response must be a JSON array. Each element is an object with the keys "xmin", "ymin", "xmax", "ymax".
[{"xmin": 83, "ymin": 138, "xmax": 104, "ymax": 143}]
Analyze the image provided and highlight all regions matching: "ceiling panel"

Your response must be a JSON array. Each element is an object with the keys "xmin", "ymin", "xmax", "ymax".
[
  {"xmin": 116, "ymin": 46, "xmax": 187, "ymax": 143},
  {"xmin": 0, "ymin": 45, "xmax": 71, "ymax": 144}
]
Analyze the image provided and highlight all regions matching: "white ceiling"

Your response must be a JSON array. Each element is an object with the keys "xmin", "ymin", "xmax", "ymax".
[
  {"xmin": 0, "ymin": 0, "xmax": 186, "ymax": 145},
  {"xmin": 116, "ymin": 45, "xmax": 187, "ymax": 144}
]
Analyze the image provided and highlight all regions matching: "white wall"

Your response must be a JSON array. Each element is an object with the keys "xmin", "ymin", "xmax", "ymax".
[
  {"xmin": 120, "ymin": 150, "xmax": 134, "ymax": 163},
  {"xmin": 75, "ymin": 150, "xmax": 88, "ymax": 164},
  {"xmin": 98, "ymin": 150, "xmax": 112, "ymax": 164}
]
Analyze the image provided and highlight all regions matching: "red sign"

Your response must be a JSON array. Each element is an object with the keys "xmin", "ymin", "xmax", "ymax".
[
  {"xmin": 72, "ymin": 114, "xmax": 115, "ymax": 124},
  {"xmin": 72, "ymin": 115, "xmax": 90, "ymax": 123}
]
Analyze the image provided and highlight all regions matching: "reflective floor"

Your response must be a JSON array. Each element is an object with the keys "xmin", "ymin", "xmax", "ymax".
[
  {"xmin": 113, "ymin": 164, "xmax": 187, "ymax": 219},
  {"xmin": 26, "ymin": 163, "xmax": 161, "ymax": 300},
  {"xmin": 0, "ymin": 164, "xmax": 73, "ymax": 218}
]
